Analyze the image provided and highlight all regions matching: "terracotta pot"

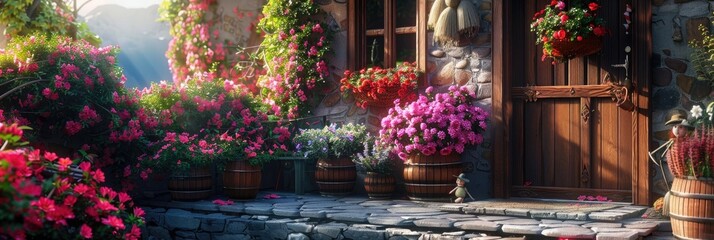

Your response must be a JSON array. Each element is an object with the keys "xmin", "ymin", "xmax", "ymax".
[
  {"xmin": 315, "ymin": 157, "xmax": 356, "ymax": 196},
  {"xmin": 364, "ymin": 172, "xmax": 396, "ymax": 199},
  {"xmin": 669, "ymin": 177, "xmax": 714, "ymax": 239},
  {"xmin": 403, "ymin": 153, "xmax": 462, "ymax": 201},
  {"xmin": 223, "ymin": 161, "xmax": 261, "ymax": 200}
]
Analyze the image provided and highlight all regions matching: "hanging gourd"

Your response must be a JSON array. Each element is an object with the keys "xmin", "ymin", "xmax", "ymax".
[{"xmin": 428, "ymin": 0, "xmax": 480, "ymax": 47}]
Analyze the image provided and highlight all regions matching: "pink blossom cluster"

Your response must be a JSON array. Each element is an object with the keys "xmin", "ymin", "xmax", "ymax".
[
  {"xmin": 164, "ymin": 0, "xmax": 263, "ymax": 91},
  {"xmin": 0, "ymin": 123, "xmax": 145, "ymax": 239},
  {"xmin": 0, "ymin": 36, "xmax": 157, "ymax": 189},
  {"xmin": 258, "ymin": 13, "xmax": 332, "ymax": 119},
  {"xmin": 379, "ymin": 85, "xmax": 489, "ymax": 161}
]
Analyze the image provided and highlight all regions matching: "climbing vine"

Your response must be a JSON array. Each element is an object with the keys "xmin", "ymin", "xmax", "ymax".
[{"xmin": 256, "ymin": 0, "xmax": 333, "ymax": 119}]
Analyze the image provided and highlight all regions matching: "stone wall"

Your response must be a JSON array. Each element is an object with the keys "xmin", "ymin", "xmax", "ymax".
[
  {"xmin": 311, "ymin": 0, "xmax": 495, "ymax": 200},
  {"xmin": 650, "ymin": 0, "xmax": 714, "ymax": 197}
]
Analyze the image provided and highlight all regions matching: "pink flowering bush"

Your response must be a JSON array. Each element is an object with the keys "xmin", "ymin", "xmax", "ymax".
[
  {"xmin": 0, "ymin": 123, "xmax": 144, "ymax": 240},
  {"xmin": 379, "ymin": 86, "xmax": 489, "ymax": 161},
  {"xmin": 160, "ymin": 0, "xmax": 263, "ymax": 85},
  {"xmin": 139, "ymin": 74, "xmax": 290, "ymax": 176},
  {"xmin": 0, "ymin": 36, "xmax": 155, "ymax": 189},
  {"xmin": 256, "ymin": 0, "xmax": 333, "ymax": 119}
]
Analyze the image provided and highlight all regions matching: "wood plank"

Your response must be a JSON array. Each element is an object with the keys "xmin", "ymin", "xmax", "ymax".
[
  {"xmin": 511, "ymin": 186, "xmax": 632, "ymax": 202},
  {"xmin": 569, "ymin": 57, "xmax": 585, "ymax": 86},
  {"xmin": 618, "ymin": 105, "xmax": 633, "ymax": 190},
  {"xmin": 600, "ymin": 101, "xmax": 618, "ymax": 189},
  {"xmin": 524, "ymin": 101, "xmax": 542, "ymax": 185},
  {"xmin": 592, "ymin": 99, "xmax": 602, "ymax": 189},
  {"xmin": 491, "ymin": 0, "xmax": 508, "ymax": 198},
  {"xmin": 633, "ymin": 0, "xmax": 652, "ymax": 206},
  {"xmin": 416, "ymin": 0, "xmax": 427, "ymax": 87},
  {"xmin": 346, "ymin": 0, "xmax": 365, "ymax": 70},
  {"xmin": 553, "ymin": 98, "xmax": 572, "ymax": 187},
  {"xmin": 512, "ymin": 85, "xmax": 617, "ymax": 99},
  {"xmin": 512, "ymin": 100, "xmax": 525, "ymax": 186},
  {"xmin": 556, "ymin": 60, "xmax": 566, "ymax": 86},
  {"xmin": 366, "ymin": 26, "xmax": 416, "ymax": 36},
  {"xmin": 569, "ymin": 98, "xmax": 582, "ymax": 187},
  {"xmin": 383, "ymin": 0, "xmax": 395, "ymax": 68},
  {"xmin": 580, "ymin": 98, "xmax": 592, "ymax": 188},
  {"xmin": 542, "ymin": 99, "xmax": 555, "ymax": 186},
  {"xmin": 525, "ymin": 1, "xmax": 536, "ymax": 87}
]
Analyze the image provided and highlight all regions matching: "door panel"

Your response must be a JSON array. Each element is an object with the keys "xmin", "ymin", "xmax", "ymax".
[{"xmin": 509, "ymin": 0, "xmax": 634, "ymax": 202}]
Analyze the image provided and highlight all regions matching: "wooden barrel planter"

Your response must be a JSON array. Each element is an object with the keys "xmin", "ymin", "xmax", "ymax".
[
  {"xmin": 168, "ymin": 166, "xmax": 213, "ymax": 201},
  {"xmin": 223, "ymin": 161, "xmax": 261, "ymax": 200},
  {"xmin": 403, "ymin": 154, "xmax": 462, "ymax": 201},
  {"xmin": 364, "ymin": 172, "xmax": 396, "ymax": 199},
  {"xmin": 670, "ymin": 177, "xmax": 714, "ymax": 239},
  {"xmin": 315, "ymin": 157, "xmax": 356, "ymax": 196}
]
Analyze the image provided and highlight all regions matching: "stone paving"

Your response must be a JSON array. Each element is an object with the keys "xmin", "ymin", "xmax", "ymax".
[{"xmin": 139, "ymin": 192, "xmax": 673, "ymax": 240}]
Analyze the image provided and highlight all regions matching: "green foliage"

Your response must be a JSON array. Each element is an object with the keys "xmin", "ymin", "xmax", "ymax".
[
  {"xmin": 352, "ymin": 135, "xmax": 396, "ymax": 174},
  {"xmin": 690, "ymin": 21, "xmax": 714, "ymax": 84},
  {"xmin": 294, "ymin": 123, "xmax": 367, "ymax": 159},
  {"xmin": 0, "ymin": 0, "xmax": 100, "ymax": 45}
]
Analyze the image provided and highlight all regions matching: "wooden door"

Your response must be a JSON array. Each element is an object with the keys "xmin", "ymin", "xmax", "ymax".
[{"xmin": 495, "ymin": 0, "xmax": 651, "ymax": 203}]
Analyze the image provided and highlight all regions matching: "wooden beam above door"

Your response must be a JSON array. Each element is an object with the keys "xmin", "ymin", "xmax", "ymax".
[{"xmin": 512, "ymin": 85, "xmax": 621, "ymax": 100}]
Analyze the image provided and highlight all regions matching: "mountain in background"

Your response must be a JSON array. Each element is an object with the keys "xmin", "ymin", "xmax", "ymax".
[{"xmin": 83, "ymin": 4, "xmax": 171, "ymax": 89}]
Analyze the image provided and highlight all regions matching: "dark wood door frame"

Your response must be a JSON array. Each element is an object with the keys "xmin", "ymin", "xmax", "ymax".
[{"xmin": 492, "ymin": 1, "xmax": 652, "ymax": 205}]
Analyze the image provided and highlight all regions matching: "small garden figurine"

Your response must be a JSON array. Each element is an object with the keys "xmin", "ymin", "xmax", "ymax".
[{"xmin": 450, "ymin": 173, "xmax": 474, "ymax": 203}]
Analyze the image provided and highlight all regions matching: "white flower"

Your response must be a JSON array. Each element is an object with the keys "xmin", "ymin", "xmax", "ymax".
[{"xmin": 691, "ymin": 105, "xmax": 703, "ymax": 119}]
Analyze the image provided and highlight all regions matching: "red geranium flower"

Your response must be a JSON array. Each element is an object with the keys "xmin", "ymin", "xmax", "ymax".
[{"xmin": 589, "ymin": 2, "xmax": 600, "ymax": 11}]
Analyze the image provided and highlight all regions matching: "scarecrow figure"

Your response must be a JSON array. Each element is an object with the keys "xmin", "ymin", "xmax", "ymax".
[
  {"xmin": 449, "ymin": 173, "xmax": 475, "ymax": 203},
  {"xmin": 648, "ymin": 113, "xmax": 694, "ymax": 190}
]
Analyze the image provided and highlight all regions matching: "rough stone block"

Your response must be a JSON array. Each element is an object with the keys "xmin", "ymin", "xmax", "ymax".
[
  {"xmin": 248, "ymin": 220, "xmax": 265, "ymax": 231},
  {"xmin": 274, "ymin": 208, "xmax": 302, "ymax": 217},
  {"xmin": 327, "ymin": 212, "xmax": 369, "ymax": 223},
  {"xmin": 343, "ymin": 228, "xmax": 386, "ymax": 240},
  {"xmin": 483, "ymin": 207, "xmax": 506, "ymax": 215},
  {"xmin": 496, "ymin": 218, "xmax": 541, "ymax": 225},
  {"xmin": 454, "ymin": 220, "xmax": 501, "ymax": 232},
  {"xmin": 687, "ymin": 17, "xmax": 710, "ymax": 42},
  {"xmin": 287, "ymin": 222, "xmax": 315, "ymax": 233},
  {"xmin": 501, "ymin": 224, "xmax": 543, "ymax": 235},
  {"xmin": 680, "ymin": 1, "xmax": 710, "ymax": 17},
  {"xmin": 196, "ymin": 232, "xmax": 211, "ymax": 240},
  {"xmin": 175, "ymin": 231, "xmax": 196, "ymax": 239},
  {"xmin": 596, "ymin": 231, "xmax": 639, "ymax": 240},
  {"xmin": 541, "ymin": 227, "xmax": 595, "ymax": 238},
  {"xmin": 147, "ymin": 226, "xmax": 171, "ymax": 240},
  {"xmin": 530, "ymin": 210, "xmax": 557, "ymax": 219},
  {"xmin": 288, "ymin": 233, "xmax": 311, "ymax": 240},
  {"xmin": 245, "ymin": 206, "xmax": 273, "ymax": 215},
  {"xmin": 199, "ymin": 213, "xmax": 231, "ymax": 232},
  {"xmin": 413, "ymin": 218, "xmax": 455, "ymax": 228},
  {"xmin": 164, "ymin": 209, "xmax": 201, "ymax": 230},
  {"xmin": 588, "ymin": 212, "xmax": 625, "ymax": 221},
  {"xmin": 555, "ymin": 212, "xmax": 588, "ymax": 220},
  {"xmin": 225, "ymin": 219, "xmax": 249, "ymax": 233},
  {"xmin": 217, "ymin": 204, "xmax": 244, "ymax": 214},
  {"xmin": 213, "ymin": 233, "xmax": 251, "ymax": 240},
  {"xmin": 301, "ymin": 209, "xmax": 327, "ymax": 218},
  {"xmin": 665, "ymin": 58, "xmax": 687, "ymax": 73},
  {"xmin": 368, "ymin": 217, "xmax": 413, "ymax": 226},
  {"xmin": 315, "ymin": 223, "xmax": 348, "ymax": 238}
]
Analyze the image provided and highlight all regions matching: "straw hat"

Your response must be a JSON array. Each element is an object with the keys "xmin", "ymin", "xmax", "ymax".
[
  {"xmin": 454, "ymin": 173, "xmax": 470, "ymax": 183},
  {"xmin": 665, "ymin": 114, "xmax": 687, "ymax": 126}
]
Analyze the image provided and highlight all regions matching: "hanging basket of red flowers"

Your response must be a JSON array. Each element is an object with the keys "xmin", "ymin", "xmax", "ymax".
[
  {"xmin": 340, "ymin": 63, "xmax": 420, "ymax": 109},
  {"xmin": 530, "ymin": 0, "xmax": 607, "ymax": 63}
]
